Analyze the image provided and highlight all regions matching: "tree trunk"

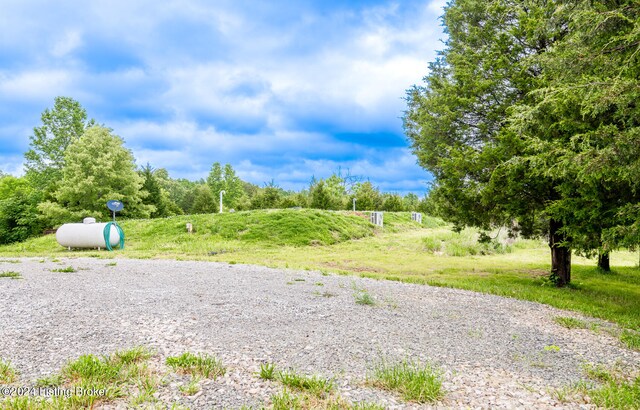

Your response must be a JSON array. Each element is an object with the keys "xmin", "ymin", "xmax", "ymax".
[
  {"xmin": 597, "ymin": 252, "xmax": 610, "ymax": 271},
  {"xmin": 549, "ymin": 219, "xmax": 571, "ymax": 286}
]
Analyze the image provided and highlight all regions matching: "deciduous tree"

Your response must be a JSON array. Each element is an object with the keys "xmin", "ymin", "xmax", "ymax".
[
  {"xmin": 39, "ymin": 126, "xmax": 150, "ymax": 224},
  {"xmin": 24, "ymin": 96, "xmax": 92, "ymax": 191}
]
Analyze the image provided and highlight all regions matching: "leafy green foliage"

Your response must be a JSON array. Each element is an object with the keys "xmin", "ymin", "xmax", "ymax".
[
  {"xmin": 140, "ymin": 163, "xmax": 178, "ymax": 218},
  {"xmin": 353, "ymin": 181, "xmax": 382, "ymax": 211},
  {"xmin": 207, "ymin": 162, "xmax": 246, "ymax": 210},
  {"xmin": 0, "ymin": 176, "xmax": 43, "ymax": 244},
  {"xmin": 381, "ymin": 193, "xmax": 404, "ymax": 212},
  {"xmin": 404, "ymin": 0, "xmax": 640, "ymax": 285},
  {"xmin": 24, "ymin": 96, "xmax": 91, "ymax": 191},
  {"xmin": 310, "ymin": 180, "xmax": 333, "ymax": 210},
  {"xmin": 190, "ymin": 185, "xmax": 217, "ymax": 214},
  {"xmin": 250, "ymin": 181, "xmax": 285, "ymax": 209},
  {"xmin": 39, "ymin": 126, "xmax": 151, "ymax": 225}
]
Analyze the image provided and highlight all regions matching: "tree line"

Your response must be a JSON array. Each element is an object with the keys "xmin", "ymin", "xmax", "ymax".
[
  {"xmin": 0, "ymin": 97, "xmax": 431, "ymax": 245},
  {"xmin": 405, "ymin": 0, "xmax": 640, "ymax": 285}
]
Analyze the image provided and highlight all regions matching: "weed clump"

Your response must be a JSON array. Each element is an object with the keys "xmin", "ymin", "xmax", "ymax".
[
  {"xmin": 368, "ymin": 359, "xmax": 444, "ymax": 403},
  {"xmin": 166, "ymin": 352, "xmax": 226, "ymax": 379},
  {"xmin": 0, "ymin": 359, "xmax": 17, "ymax": 383}
]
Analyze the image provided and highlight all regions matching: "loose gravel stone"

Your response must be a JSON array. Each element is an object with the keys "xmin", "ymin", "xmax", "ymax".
[{"xmin": 0, "ymin": 257, "xmax": 638, "ymax": 409}]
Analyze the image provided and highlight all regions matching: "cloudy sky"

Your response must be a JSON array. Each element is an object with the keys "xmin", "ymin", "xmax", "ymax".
[{"xmin": 0, "ymin": 0, "xmax": 446, "ymax": 194}]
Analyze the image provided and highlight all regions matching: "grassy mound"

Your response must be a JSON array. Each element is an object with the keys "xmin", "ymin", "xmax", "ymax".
[
  {"xmin": 129, "ymin": 209, "xmax": 376, "ymax": 247},
  {"xmin": 0, "ymin": 209, "xmax": 433, "ymax": 256}
]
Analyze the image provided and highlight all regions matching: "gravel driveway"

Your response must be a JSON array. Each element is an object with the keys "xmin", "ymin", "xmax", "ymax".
[{"xmin": 0, "ymin": 257, "xmax": 637, "ymax": 409}]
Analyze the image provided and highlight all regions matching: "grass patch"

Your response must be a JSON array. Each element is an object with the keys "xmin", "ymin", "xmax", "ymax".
[
  {"xmin": 0, "ymin": 271, "xmax": 21, "ymax": 279},
  {"xmin": 354, "ymin": 290, "xmax": 376, "ymax": 306},
  {"xmin": 0, "ymin": 259, "xmax": 20, "ymax": 263},
  {"xmin": 554, "ymin": 316, "xmax": 589, "ymax": 329},
  {"xmin": 270, "ymin": 389, "xmax": 382, "ymax": 410},
  {"xmin": 0, "ymin": 359, "xmax": 17, "ymax": 383},
  {"xmin": 113, "ymin": 346, "xmax": 153, "ymax": 364},
  {"xmin": 35, "ymin": 374, "xmax": 62, "ymax": 387},
  {"xmin": 50, "ymin": 266, "xmax": 76, "ymax": 273},
  {"xmin": 352, "ymin": 282, "xmax": 376, "ymax": 306},
  {"xmin": 579, "ymin": 363, "xmax": 640, "ymax": 409},
  {"xmin": 54, "ymin": 346, "xmax": 156, "ymax": 407},
  {"xmin": 620, "ymin": 330, "xmax": 640, "ymax": 351},
  {"xmin": 276, "ymin": 370, "xmax": 334, "ymax": 397},
  {"xmin": 0, "ymin": 347, "xmax": 161, "ymax": 409},
  {"xmin": 422, "ymin": 229, "xmax": 513, "ymax": 256},
  {"xmin": 259, "ymin": 363, "xmax": 276, "ymax": 380},
  {"xmin": 165, "ymin": 352, "xmax": 226, "ymax": 379},
  {"xmin": 368, "ymin": 360, "xmax": 444, "ymax": 404},
  {"xmin": 178, "ymin": 377, "xmax": 201, "ymax": 396}
]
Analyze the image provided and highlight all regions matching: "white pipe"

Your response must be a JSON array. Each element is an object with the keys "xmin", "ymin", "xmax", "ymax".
[
  {"xmin": 219, "ymin": 190, "xmax": 226, "ymax": 213},
  {"xmin": 353, "ymin": 198, "xmax": 356, "ymax": 211}
]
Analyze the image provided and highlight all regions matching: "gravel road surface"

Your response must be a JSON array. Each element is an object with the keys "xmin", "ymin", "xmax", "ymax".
[{"xmin": 0, "ymin": 257, "xmax": 638, "ymax": 409}]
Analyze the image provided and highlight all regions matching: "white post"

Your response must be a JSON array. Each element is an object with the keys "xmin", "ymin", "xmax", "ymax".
[
  {"xmin": 219, "ymin": 190, "xmax": 226, "ymax": 213},
  {"xmin": 353, "ymin": 198, "xmax": 356, "ymax": 211}
]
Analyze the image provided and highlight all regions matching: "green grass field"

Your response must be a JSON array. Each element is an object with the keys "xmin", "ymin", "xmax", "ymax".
[{"xmin": 1, "ymin": 209, "xmax": 639, "ymax": 333}]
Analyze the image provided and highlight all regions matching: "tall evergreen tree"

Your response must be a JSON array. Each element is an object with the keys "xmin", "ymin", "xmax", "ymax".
[
  {"xmin": 405, "ymin": 0, "xmax": 574, "ymax": 284},
  {"xmin": 511, "ymin": 0, "xmax": 640, "ymax": 271}
]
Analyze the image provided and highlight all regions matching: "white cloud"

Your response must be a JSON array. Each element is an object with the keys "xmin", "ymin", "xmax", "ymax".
[
  {"xmin": 0, "ymin": 0, "xmax": 444, "ymax": 192},
  {"xmin": 51, "ymin": 30, "xmax": 83, "ymax": 57},
  {"xmin": 0, "ymin": 70, "xmax": 74, "ymax": 101}
]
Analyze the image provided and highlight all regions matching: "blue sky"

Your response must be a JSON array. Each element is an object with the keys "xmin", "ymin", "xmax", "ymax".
[{"xmin": 0, "ymin": 0, "xmax": 446, "ymax": 194}]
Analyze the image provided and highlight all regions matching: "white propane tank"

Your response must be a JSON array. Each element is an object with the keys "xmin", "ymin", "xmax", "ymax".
[{"xmin": 56, "ymin": 218, "xmax": 121, "ymax": 249}]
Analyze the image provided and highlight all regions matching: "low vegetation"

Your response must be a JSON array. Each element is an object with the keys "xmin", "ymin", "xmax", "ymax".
[
  {"xmin": 50, "ymin": 266, "xmax": 76, "ymax": 273},
  {"xmin": 368, "ymin": 359, "xmax": 444, "ymax": 404},
  {"xmin": 0, "ymin": 359, "xmax": 17, "ymax": 383},
  {"xmin": 0, "ymin": 271, "xmax": 21, "ymax": 279},
  {"xmin": 553, "ymin": 316, "xmax": 589, "ymax": 330},
  {"xmin": 165, "ymin": 352, "xmax": 226, "ymax": 379},
  {"xmin": 0, "ymin": 347, "xmax": 158, "ymax": 409},
  {"xmin": 354, "ymin": 290, "xmax": 376, "ymax": 306},
  {"xmin": 259, "ymin": 363, "xmax": 276, "ymax": 380},
  {"xmin": 620, "ymin": 330, "xmax": 640, "ymax": 351},
  {"xmin": 264, "ymin": 365, "xmax": 385, "ymax": 409},
  {"xmin": 553, "ymin": 363, "xmax": 640, "ymax": 408},
  {"xmin": 270, "ymin": 389, "xmax": 385, "ymax": 410},
  {"xmin": 276, "ymin": 370, "xmax": 334, "ymax": 398}
]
